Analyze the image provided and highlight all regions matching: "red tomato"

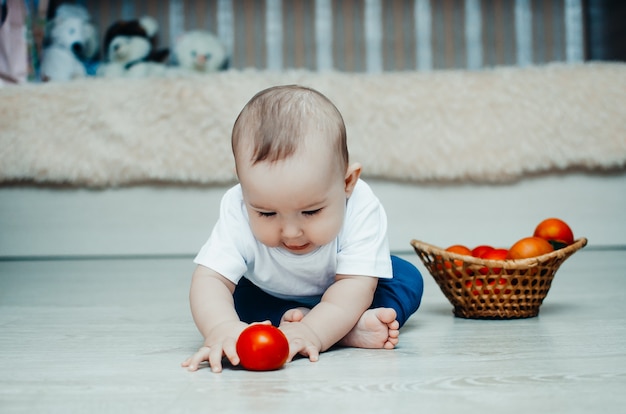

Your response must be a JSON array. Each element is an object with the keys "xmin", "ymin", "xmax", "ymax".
[
  {"xmin": 533, "ymin": 217, "xmax": 574, "ymax": 249},
  {"xmin": 471, "ymin": 245, "xmax": 494, "ymax": 258},
  {"xmin": 236, "ymin": 325, "xmax": 289, "ymax": 371},
  {"xmin": 507, "ymin": 237, "xmax": 554, "ymax": 260},
  {"xmin": 483, "ymin": 248, "xmax": 508, "ymax": 261},
  {"xmin": 480, "ymin": 248, "xmax": 509, "ymax": 274}
]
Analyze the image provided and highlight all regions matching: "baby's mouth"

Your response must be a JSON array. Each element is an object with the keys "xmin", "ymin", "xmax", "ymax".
[{"xmin": 283, "ymin": 243, "xmax": 311, "ymax": 252}]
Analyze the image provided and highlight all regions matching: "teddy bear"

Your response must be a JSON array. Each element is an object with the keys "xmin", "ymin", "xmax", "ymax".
[
  {"xmin": 174, "ymin": 30, "xmax": 229, "ymax": 74},
  {"xmin": 97, "ymin": 16, "xmax": 169, "ymax": 78},
  {"xmin": 39, "ymin": 4, "xmax": 98, "ymax": 82}
]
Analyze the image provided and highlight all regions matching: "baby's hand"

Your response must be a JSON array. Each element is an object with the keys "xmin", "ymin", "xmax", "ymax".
[
  {"xmin": 279, "ymin": 316, "xmax": 323, "ymax": 363},
  {"xmin": 181, "ymin": 320, "xmax": 248, "ymax": 373}
]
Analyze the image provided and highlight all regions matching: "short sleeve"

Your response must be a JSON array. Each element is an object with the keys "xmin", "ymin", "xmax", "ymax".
[
  {"xmin": 335, "ymin": 181, "xmax": 393, "ymax": 278},
  {"xmin": 193, "ymin": 185, "xmax": 251, "ymax": 284}
]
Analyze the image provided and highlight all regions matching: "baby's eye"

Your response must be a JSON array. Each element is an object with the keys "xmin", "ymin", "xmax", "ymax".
[
  {"xmin": 257, "ymin": 211, "xmax": 276, "ymax": 218},
  {"xmin": 303, "ymin": 209, "xmax": 322, "ymax": 216}
]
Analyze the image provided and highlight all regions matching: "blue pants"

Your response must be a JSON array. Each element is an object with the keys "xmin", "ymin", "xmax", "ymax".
[{"xmin": 233, "ymin": 255, "xmax": 424, "ymax": 327}]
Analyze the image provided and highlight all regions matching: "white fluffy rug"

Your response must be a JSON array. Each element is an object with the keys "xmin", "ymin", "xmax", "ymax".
[{"xmin": 1, "ymin": 62, "xmax": 625, "ymax": 187}]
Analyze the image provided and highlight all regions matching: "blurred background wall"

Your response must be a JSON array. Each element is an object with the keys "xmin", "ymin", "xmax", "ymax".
[{"xmin": 30, "ymin": 0, "xmax": 626, "ymax": 72}]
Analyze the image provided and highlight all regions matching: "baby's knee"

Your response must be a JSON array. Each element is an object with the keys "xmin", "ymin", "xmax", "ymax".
[{"xmin": 391, "ymin": 256, "xmax": 424, "ymax": 296}]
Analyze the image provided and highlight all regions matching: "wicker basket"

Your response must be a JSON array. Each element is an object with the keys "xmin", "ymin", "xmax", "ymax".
[{"xmin": 411, "ymin": 238, "xmax": 587, "ymax": 319}]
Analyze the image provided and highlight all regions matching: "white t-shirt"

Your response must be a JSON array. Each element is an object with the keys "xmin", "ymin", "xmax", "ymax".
[{"xmin": 194, "ymin": 179, "xmax": 392, "ymax": 305}]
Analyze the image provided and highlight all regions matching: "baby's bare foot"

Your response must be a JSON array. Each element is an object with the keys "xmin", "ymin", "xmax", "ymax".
[
  {"xmin": 279, "ymin": 307, "xmax": 310, "ymax": 325},
  {"xmin": 339, "ymin": 308, "xmax": 400, "ymax": 349}
]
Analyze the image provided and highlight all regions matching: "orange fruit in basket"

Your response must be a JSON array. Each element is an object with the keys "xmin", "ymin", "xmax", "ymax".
[
  {"xmin": 445, "ymin": 245, "xmax": 472, "ymax": 267},
  {"xmin": 446, "ymin": 245, "xmax": 472, "ymax": 255},
  {"xmin": 471, "ymin": 245, "xmax": 494, "ymax": 258},
  {"xmin": 533, "ymin": 217, "xmax": 574, "ymax": 249},
  {"xmin": 507, "ymin": 237, "xmax": 554, "ymax": 260},
  {"xmin": 443, "ymin": 245, "xmax": 472, "ymax": 276}
]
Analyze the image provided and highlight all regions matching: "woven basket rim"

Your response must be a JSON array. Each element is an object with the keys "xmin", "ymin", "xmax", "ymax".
[{"xmin": 410, "ymin": 237, "xmax": 587, "ymax": 268}]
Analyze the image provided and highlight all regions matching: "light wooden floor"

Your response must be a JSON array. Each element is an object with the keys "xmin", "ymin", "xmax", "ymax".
[{"xmin": 1, "ymin": 249, "xmax": 625, "ymax": 413}]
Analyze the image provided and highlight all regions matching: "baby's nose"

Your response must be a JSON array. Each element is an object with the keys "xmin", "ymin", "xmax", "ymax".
[{"xmin": 281, "ymin": 220, "xmax": 302, "ymax": 238}]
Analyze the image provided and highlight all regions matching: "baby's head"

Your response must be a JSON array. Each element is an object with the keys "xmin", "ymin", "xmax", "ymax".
[
  {"xmin": 231, "ymin": 85, "xmax": 361, "ymax": 254},
  {"xmin": 232, "ymin": 84, "xmax": 348, "ymax": 176}
]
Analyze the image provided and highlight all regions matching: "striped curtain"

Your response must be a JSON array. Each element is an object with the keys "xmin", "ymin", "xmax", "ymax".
[{"xmin": 82, "ymin": 0, "xmax": 585, "ymax": 72}]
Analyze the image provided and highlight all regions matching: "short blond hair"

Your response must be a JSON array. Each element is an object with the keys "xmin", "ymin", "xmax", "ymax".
[{"xmin": 232, "ymin": 85, "xmax": 348, "ymax": 172}]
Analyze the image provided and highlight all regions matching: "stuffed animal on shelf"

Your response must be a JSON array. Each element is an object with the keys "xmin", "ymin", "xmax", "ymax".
[
  {"xmin": 97, "ymin": 16, "xmax": 169, "ymax": 78},
  {"xmin": 39, "ymin": 4, "xmax": 98, "ymax": 82},
  {"xmin": 174, "ymin": 30, "xmax": 229, "ymax": 73}
]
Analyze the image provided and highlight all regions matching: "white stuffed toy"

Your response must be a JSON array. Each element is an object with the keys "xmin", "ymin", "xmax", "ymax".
[
  {"xmin": 39, "ymin": 4, "xmax": 98, "ymax": 82},
  {"xmin": 174, "ymin": 30, "xmax": 228, "ymax": 73},
  {"xmin": 97, "ymin": 16, "xmax": 169, "ymax": 78}
]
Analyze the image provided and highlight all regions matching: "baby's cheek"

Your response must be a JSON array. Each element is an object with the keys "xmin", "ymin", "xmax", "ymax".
[
  {"xmin": 250, "ymin": 221, "xmax": 280, "ymax": 247},
  {"xmin": 309, "ymin": 217, "xmax": 343, "ymax": 245}
]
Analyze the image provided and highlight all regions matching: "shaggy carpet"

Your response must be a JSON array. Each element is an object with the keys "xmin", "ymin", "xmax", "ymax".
[{"xmin": 1, "ymin": 62, "xmax": 625, "ymax": 187}]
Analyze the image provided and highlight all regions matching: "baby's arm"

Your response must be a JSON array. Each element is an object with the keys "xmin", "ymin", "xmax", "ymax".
[
  {"xmin": 181, "ymin": 265, "xmax": 248, "ymax": 373},
  {"xmin": 279, "ymin": 274, "xmax": 377, "ymax": 361}
]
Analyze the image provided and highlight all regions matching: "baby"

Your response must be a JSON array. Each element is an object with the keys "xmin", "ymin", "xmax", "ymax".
[{"xmin": 182, "ymin": 85, "xmax": 423, "ymax": 373}]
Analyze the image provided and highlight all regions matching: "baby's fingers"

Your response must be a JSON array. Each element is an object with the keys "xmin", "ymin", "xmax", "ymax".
[
  {"xmin": 182, "ymin": 346, "xmax": 212, "ymax": 371},
  {"xmin": 287, "ymin": 340, "xmax": 319, "ymax": 363},
  {"xmin": 222, "ymin": 337, "xmax": 240, "ymax": 368},
  {"xmin": 207, "ymin": 345, "xmax": 228, "ymax": 373},
  {"xmin": 301, "ymin": 344, "xmax": 320, "ymax": 362}
]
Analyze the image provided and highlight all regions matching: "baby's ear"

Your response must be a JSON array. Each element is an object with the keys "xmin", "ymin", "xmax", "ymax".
[{"xmin": 344, "ymin": 162, "xmax": 362, "ymax": 196}]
